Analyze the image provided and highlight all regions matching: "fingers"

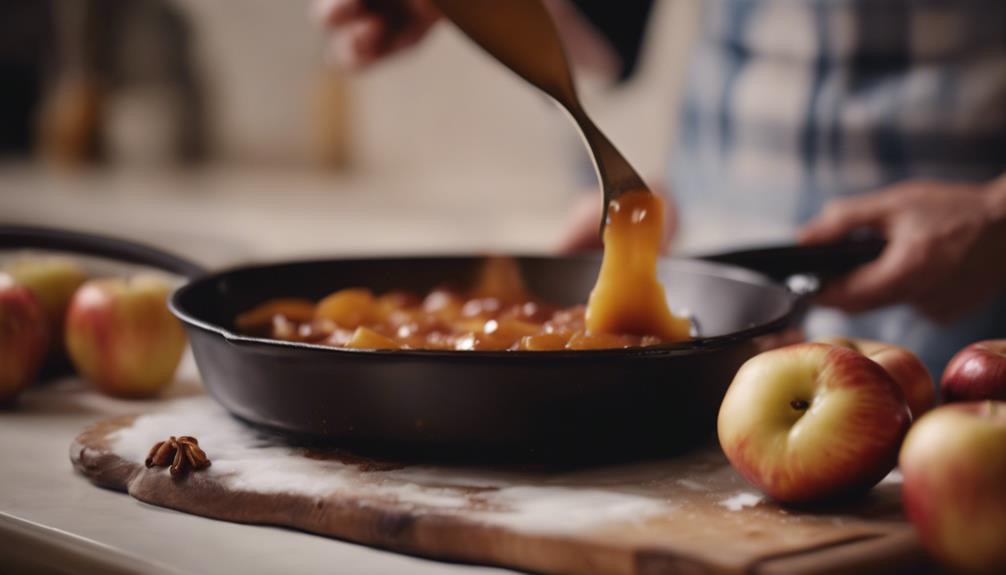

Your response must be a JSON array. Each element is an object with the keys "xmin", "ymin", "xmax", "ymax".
[
  {"xmin": 315, "ymin": 0, "xmax": 365, "ymax": 27},
  {"xmin": 815, "ymin": 234, "xmax": 925, "ymax": 312},
  {"xmin": 803, "ymin": 181, "xmax": 1006, "ymax": 318},
  {"xmin": 328, "ymin": 14, "xmax": 387, "ymax": 69},
  {"xmin": 802, "ymin": 191, "xmax": 912, "ymax": 311},
  {"xmin": 316, "ymin": 0, "xmax": 437, "ymax": 70},
  {"xmin": 318, "ymin": 0, "xmax": 386, "ymax": 69},
  {"xmin": 798, "ymin": 194, "xmax": 891, "ymax": 245}
]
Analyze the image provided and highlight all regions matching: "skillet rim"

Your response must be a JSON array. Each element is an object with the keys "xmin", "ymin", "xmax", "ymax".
[{"xmin": 169, "ymin": 254, "xmax": 802, "ymax": 359}]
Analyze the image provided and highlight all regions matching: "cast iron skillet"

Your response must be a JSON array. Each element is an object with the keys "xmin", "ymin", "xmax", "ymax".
[{"xmin": 0, "ymin": 225, "xmax": 882, "ymax": 461}]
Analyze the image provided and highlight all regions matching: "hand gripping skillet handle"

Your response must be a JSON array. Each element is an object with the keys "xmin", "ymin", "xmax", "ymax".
[{"xmin": 0, "ymin": 224, "xmax": 207, "ymax": 279}]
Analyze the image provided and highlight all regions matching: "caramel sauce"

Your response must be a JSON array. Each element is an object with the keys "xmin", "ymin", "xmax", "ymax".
[
  {"xmin": 585, "ymin": 191, "xmax": 691, "ymax": 342},
  {"xmin": 236, "ymin": 192, "xmax": 691, "ymax": 350}
]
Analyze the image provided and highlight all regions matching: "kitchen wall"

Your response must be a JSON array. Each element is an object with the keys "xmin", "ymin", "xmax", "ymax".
[
  {"xmin": 173, "ymin": 0, "xmax": 700, "ymax": 183},
  {"xmin": 1, "ymin": 0, "xmax": 704, "ymax": 260}
]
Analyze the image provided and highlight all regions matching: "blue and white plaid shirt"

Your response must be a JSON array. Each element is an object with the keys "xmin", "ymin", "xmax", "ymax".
[
  {"xmin": 665, "ymin": 0, "xmax": 1006, "ymax": 374},
  {"xmin": 672, "ymin": 0, "xmax": 1006, "ymax": 248}
]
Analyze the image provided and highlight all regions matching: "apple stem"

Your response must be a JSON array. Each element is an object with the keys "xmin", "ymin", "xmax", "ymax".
[{"xmin": 790, "ymin": 399, "xmax": 810, "ymax": 411}]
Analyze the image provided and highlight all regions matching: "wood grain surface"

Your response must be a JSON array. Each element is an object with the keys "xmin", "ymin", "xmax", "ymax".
[{"xmin": 70, "ymin": 398, "xmax": 928, "ymax": 575}]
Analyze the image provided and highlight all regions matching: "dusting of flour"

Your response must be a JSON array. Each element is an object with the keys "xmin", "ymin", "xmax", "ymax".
[
  {"xmin": 487, "ymin": 486, "xmax": 670, "ymax": 534},
  {"xmin": 109, "ymin": 398, "xmax": 670, "ymax": 535},
  {"xmin": 719, "ymin": 492, "xmax": 763, "ymax": 511},
  {"xmin": 676, "ymin": 478, "xmax": 708, "ymax": 492}
]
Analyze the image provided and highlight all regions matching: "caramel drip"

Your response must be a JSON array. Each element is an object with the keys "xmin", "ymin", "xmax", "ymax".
[{"xmin": 585, "ymin": 191, "xmax": 691, "ymax": 342}]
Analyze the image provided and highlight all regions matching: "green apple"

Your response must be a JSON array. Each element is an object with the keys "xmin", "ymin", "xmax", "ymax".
[{"xmin": 65, "ymin": 274, "xmax": 186, "ymax": 398}]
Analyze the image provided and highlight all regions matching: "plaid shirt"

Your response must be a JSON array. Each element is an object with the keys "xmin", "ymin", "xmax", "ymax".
[{"xmin": 671, "ymin": 0, "xmax": 1006, "ymax": 246}]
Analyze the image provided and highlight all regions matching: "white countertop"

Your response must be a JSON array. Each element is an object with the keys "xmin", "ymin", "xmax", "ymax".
[
  {"xmin": 0, "ymin": 161, "xmax": 781, "ymax": 573},
  {"xmin": 1, "ymin": 163, "xmax": 565, "ymax": 574},
  {"xmin": 0, "ymin": 358, "xmax": 516, "ymax": 575}
]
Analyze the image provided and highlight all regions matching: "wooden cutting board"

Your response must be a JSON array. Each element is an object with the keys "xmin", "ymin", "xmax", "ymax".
[{"xmin": 70, "ymin": 397, "xmax": 927, "ymax": 575}]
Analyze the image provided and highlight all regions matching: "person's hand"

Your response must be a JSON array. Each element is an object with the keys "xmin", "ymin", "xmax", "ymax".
[
  {"xmin": 557, "ymin": 184, "xmax": 678, "ymax": 253},
  {"xmin": 314, "ymin": 0, "xmax": 439, "ymax": 70},
  {"xmin": 798, "ymin": 177, "xmax": 1006, "ymax": 323}
]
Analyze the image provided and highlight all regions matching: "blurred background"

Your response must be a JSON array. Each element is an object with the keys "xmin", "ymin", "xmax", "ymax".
[{"xmin": 0, "ymin": 0, "xmax": 701, "ymax": 267}]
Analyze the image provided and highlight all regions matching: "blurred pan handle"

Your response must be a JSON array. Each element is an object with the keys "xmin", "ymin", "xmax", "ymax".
[
  {"xmin": 702, "ymin": 233, "xmax": 886, "ymax": 324},
  {"xmin": 701, "ymin": 234, "xmax": 886, "ymax": 285},
  {"xmin": 0, "ymin": 224, "xmax": 207, "ymax": 279}
]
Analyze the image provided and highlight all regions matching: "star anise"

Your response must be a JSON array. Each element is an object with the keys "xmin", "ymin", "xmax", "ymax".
[{"xmin": 145, "ymin": 436, "xmax": 211, "ymax": 477}]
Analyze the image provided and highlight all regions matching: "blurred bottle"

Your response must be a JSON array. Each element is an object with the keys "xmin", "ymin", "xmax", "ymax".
[
  {"xmin": 37, "ymin": 0, "xmax": 103, "ymax": 167},
  {"xmin": 311, "ymin": 67, "xmax": 352, "ymax": 170},
  {"xmin": 104, "ymin": 0, "xmax": 204, "ymax": 168},
  {"xmin": 38, "ymin": 72, "xmax": 103, "ymax": 167},
  {"xmin": 37, "ymin": 0, "xmax": 205, "ymax": 169},
  {"xmin": 105, "ymin": 84, "xmax": 188, "ymax": 168}
]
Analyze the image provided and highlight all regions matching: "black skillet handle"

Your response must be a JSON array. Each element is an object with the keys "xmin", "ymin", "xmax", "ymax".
[
  {"xmin": 0, "ymin": 224, "xmax": 207, "ymax": 279},
  {"xmin": 701, "ymin": 235, "xmax": 885, "ymax": 326},
  {"xmin": 701, "ymin": 234, "xmax": 887, "ymax": 288}
]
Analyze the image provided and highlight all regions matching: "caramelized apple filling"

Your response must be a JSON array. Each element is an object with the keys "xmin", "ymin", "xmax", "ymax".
[{"xmin": 236, "ymin": 191, "xmax": 691, "ymax": 351}]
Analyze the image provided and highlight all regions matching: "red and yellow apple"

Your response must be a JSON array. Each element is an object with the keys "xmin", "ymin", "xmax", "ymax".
[
  {"xmin": 818, "ymin": 337, "xmax": 934, "ymax": 417},
  {"xmin": 65, "ymin": 274, "xmax": 186, "ymax": 398},
  {"xmin": 0, "ymin": 274, "xmax": 49, "ymax": 403},
  {"xmin": 4, "ymin": 256, "xmax": 87, "ymax": 355},
  {"xmin": 718, "ymin": 343, "xmax": 911, "ymax": 504},
  {"xmin": 941, "ymin": 340, "xmax": 1006, "ymax": 403},
  {"xmin": 900, "ymin": 401, "xmax": 1006, "ymax": 574}
]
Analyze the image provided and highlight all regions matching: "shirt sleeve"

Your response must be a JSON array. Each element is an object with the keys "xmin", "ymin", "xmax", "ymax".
[{"xmin": 569, "ymin": 0, "xmax": 656, "ymax": 81}]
